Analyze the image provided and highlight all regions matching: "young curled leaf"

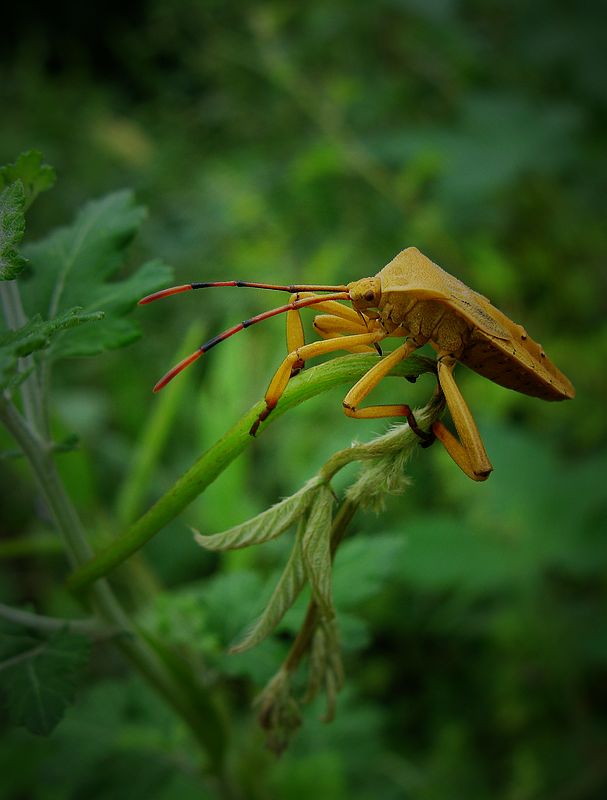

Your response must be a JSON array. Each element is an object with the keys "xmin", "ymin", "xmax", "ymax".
[
  {"xmin": 346, "ymin": 400, "xmax": 444, "ymax": 511},
  {"xmin": 195, "ymin": 476, "xmax": 321, "ymax": 551},
  {"xmin": 302, "ymin": 485, "xmax": 335, "ymax": 618},
  {"xmin": 230, "ymin": 519, "xmax": 308, "ymax": 653},
  {"xmin": 255, "ymin": 668, "xmax": 302, "ymax": 755},
  {"xmin": 305, "ymin": 616, "xmax": 343, "ymax": 722}
]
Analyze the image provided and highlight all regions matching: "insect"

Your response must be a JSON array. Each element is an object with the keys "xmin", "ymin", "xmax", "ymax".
[{"xmin": 139, "ymin": 247, "xmax": 575, "ymax": 481}]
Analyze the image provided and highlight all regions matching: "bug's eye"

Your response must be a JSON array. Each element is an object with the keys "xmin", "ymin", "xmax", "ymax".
[{"xmin": 364, "ymin": 290, "xmax": 375, "ymax": 302}]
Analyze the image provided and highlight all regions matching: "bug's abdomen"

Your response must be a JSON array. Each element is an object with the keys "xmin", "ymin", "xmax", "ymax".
[{"xmin": 459, "ymin": 331, "xmax": 574, "ymax": 400}]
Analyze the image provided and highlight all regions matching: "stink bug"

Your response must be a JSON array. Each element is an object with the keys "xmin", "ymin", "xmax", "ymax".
[{"xmin": 139, "ymin": 247, "xmax": 575, "ymax": 481}]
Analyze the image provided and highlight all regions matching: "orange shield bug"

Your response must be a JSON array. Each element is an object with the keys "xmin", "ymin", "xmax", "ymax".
[{"xmin": 139, "ymin": 247, "xmax": 574, "ymax": 482}]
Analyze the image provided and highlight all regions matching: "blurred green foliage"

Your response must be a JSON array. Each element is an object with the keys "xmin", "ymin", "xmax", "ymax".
[{"xmin": 1, "ymin": 0, "xmax": 606, "ymax": 798}]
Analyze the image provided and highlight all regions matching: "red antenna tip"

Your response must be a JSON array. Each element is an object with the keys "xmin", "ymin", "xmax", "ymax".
[
  {"xmin": 152, "ymin": 349, "xmax": 203, "ymax": 391},
  {"xmin": 139, "ymin": 285, "xmax": 193, "ymax": 305}
]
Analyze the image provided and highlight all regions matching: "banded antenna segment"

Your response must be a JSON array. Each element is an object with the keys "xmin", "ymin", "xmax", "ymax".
[
  {"xmin": 139, "ymin": 280, "xmax": 349, "ymax": 305},
  {"xmin": 151, "ymin": 291, "xmax": 350, "ymax": 391}
]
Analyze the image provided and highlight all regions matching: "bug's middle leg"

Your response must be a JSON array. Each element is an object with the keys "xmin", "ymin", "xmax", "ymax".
[
  {"xmin": 341, "ymin": 340, "xmax": 433, "ymax": 440},
  {"xmin": 250, "ymin": 329, "xmax": 387, "ymax": 435}
]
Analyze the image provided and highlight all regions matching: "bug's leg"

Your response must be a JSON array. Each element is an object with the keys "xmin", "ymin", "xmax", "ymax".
[
  {"xmin": 313, "ymin": 314, "xmax": 378, "ymax": 353},
  {"xmin": 294, "ymin": 294, "xmax": 362, "ymax": 324},
  {"xmin": 341, "ymin": 340, "xmax": 432, "ymax": 440},
  {"xmin": 250, "ymin": 330, "xmax": 387, "ymax": 435},
  {"xmin": 286, "ymin": 293, "xmax": 363, "ymax": 376},
  {"xmin": 286, "ymin": 293, "xmax": 306, "ymax": 376},
  {"xmin": 431, "ymin": 356, "xmax": 493, "ymax": 482}
]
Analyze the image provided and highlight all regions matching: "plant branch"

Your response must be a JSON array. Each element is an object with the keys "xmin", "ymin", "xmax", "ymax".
[
  {"xmin": 67, "ymin": 353, "xmax": 437, "ymax": 592},
  {"xmin": 0, "ymin": 602, "xmax": 118, "ymax": 639},
  {"xmin": 0, "ymin": 280, "xmax": 46, "ymax": 434}
]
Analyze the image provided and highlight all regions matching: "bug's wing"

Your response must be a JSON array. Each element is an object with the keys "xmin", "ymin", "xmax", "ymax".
[
  {"xmin": 461, "ymin": 328, "xmax": 576, "ymax": 400},
  {"xmin": 441, "ymin": 279, "xmax": 513, "ymax": 341}
]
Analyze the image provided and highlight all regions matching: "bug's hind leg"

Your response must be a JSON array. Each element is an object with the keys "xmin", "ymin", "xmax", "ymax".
[
  {"xmin": 431, "ymin": 355, "xmax": 492, "ymax": 481},
  {"xmin": 250, "ymin": 329, "xmax": 387, "ymax": 435}
]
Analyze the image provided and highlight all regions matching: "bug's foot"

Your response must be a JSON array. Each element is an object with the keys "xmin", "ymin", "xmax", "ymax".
[
  {"xmin": 290, "ymin": 358, "xmax": 305, "ymax": 378},
  {"xmin": 404, "ymin": 405, "xmax": 436, "ymax": 447},
  {"xmin": 249, "ymin": 402, "xmax": 276, "ymax": 436}
]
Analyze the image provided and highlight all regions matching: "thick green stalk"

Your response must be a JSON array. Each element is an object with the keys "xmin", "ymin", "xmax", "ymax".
[
  {"xmin": 115, "ymin": 320, "xmax": 205, "ymax": 526},
  {"xmin": 68, "ymin": 353, "xmax": 436, "ymax": 592}
]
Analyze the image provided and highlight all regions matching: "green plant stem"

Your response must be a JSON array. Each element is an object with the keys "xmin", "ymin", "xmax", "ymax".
[
  {"xmin": 0, "ymin": 602, "xmax": 116, "ymax": 639},
  {"xmin": 115, "ymin": 320, "xmax": 205, "ymax": 526},
  {"xmin": 0, "ymin": 533, "xmax": 63, "ymax": 558},
  {"xmin": 68, "ymin": 353, "xmax": 437, "ymax": 592},
  {"xmin": 0, "ymin": 280, "xmax": 46, "ymax": 433},
  {"xmin": 0, "ymin": 395, "xmax": 230, "ymax": 781}
]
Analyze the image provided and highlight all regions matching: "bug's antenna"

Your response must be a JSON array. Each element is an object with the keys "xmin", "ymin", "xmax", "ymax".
[
  {"xmin": 152, "ymin": 291, "xmax": 350, "ymax": 392},
  {"xmin": 139, "ymin": 281, "xmax": 349, "ymax": 304}
]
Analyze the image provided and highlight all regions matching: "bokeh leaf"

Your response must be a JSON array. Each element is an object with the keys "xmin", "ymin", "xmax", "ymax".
[
  {"xmin": 20, "ymin": 190, "xmax": 171, "ymax": 358},
  {"xmin": 0, "ymin": 624, "xmax": 90, "ymax": 735},
  {"xmin": 0, "ymin": 308, "xmax": 103, "ymax": 390},
  {"xmin": 0, "ymin": 150, "xmax": 56, "ymax": 210}
]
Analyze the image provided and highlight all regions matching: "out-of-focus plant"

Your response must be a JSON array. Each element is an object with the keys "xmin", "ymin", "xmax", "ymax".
[
  {"xmin": 0, "ymin": 152, "xmax": 234, "ymax": 787},
  {"xmin": 0, "ymin": 151, "xmax": 449, "ymax": 786}
]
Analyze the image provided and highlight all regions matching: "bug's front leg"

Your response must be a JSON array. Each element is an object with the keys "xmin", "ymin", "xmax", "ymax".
[
  {"xmin": 431, "ymin": 355, "xmax": 492, "ymax": 481},
  {"xmin": 313, "ymin": 314, "xmax": 378, "ymax": 352},
  {"xmin": 286, "ymin": 293, "xmax": 367, "ymax": 375},
  {"xmin": 250, "ymin": 330, "xmax": 387, "ymax": 435},
  {"xmin": 286, "ymin": 293, "xmax": 306, "ymax": 377}
]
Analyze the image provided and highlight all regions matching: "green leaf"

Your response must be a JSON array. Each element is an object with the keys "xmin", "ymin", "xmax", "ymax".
[
  {"xmin": 231, "ymin": 520, "xmax": 308, "ymax": 653},
  {"xmin": 0, "ymin": 624, "xmax": 90, "ymax": 735},
  {"xmin": 195, "ymin": 477, "xmax": 321, "ymax": 551},
  {"xmin": 0, "ymin": 182, "xmax": 27, "ymax": 281},
  {"xmin": 20, "ymin": 190, "xmax": 172, "ymax": 359},
  {"xmin": 0, "ymin": 151, "xmax": 56, "ymax": 210},
  {"xmin": 302, "ymin": 485, "xmax": 335, "ymax": 618},
  {"xmin": 0, "ymin": 308, "xmax": 103, "ymax": 390}
]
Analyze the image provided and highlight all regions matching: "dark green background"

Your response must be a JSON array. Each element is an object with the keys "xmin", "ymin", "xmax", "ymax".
[{"xmin": 2, "ymin": 1, "xmax": 606, "ymax": 798}]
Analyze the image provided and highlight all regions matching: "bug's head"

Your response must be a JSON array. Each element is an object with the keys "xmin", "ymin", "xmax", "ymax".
[{"xmin": 347, "ymin": 277, "xmax": 382, "ymax": 311}]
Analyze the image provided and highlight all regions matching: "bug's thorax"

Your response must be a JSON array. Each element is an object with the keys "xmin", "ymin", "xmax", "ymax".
[{"xmin": 379, "ymin": 293, "xmax": 471, "ymax": 354}]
